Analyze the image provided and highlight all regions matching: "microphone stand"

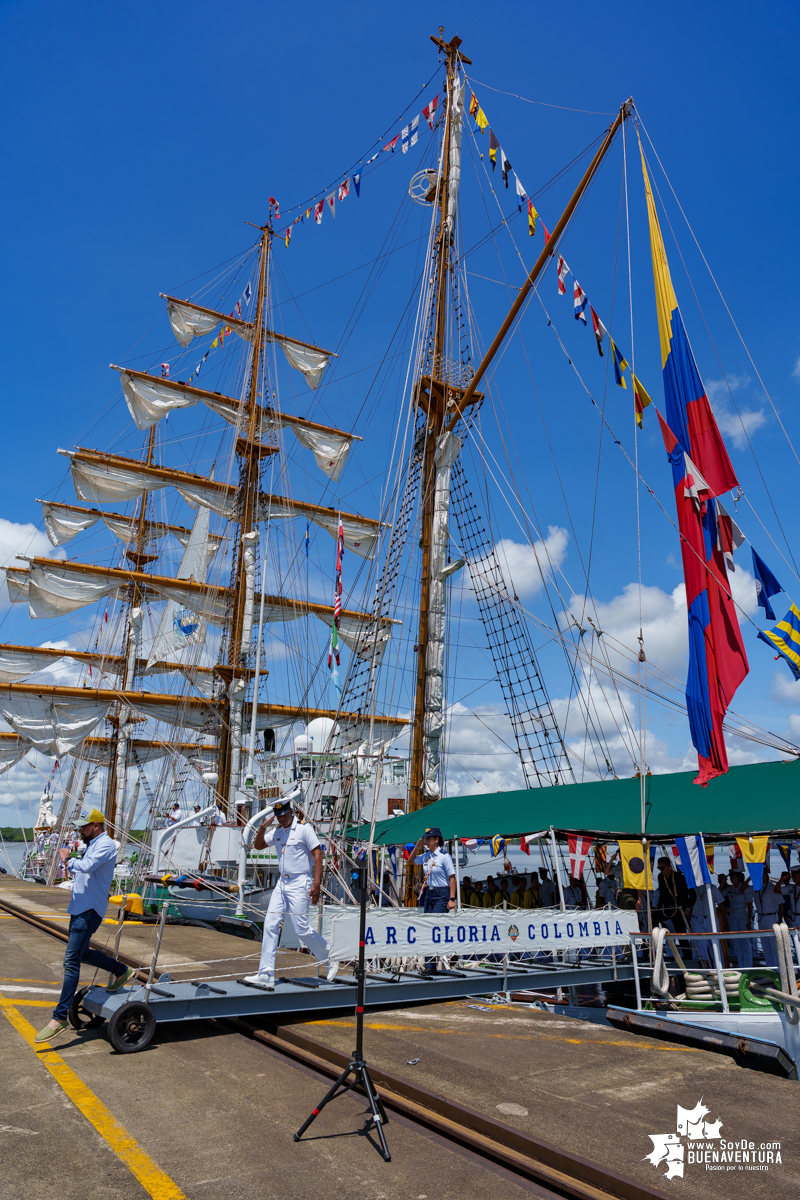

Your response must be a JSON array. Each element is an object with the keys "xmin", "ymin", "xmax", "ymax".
[{"xmin": 293, "ymin": 864, "xmax": 390, "ymax": 1161}]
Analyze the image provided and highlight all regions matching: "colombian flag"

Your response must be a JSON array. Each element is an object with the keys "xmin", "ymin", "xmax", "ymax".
[{"xmin": 642, "ymin": 144, "xmax": 748, "ymax": 785}]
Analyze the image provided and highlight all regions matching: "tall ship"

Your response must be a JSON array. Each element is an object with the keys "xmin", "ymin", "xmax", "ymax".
[{"xmin": 3, "ymin": 32, "xmax": 796, "ymax": 920}]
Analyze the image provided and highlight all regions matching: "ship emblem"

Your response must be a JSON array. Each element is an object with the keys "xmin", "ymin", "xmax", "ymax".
[
  {"xmin": 508, "ymin": 924, "xmax": 519, "ymax": 941},
  {"xmin": 174, "ymin": 608, "xmax": 200, "ymax": 638}
]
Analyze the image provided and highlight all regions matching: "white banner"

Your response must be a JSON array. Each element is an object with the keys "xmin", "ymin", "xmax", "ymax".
[{"xmin": 326, "ymin": 906, "xmax": 637, "ymax": 962}]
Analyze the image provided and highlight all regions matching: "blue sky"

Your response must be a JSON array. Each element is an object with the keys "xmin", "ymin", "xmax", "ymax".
[{"xmin": 1, "ymin": 1, "xmax": 800, "ymax": 822}]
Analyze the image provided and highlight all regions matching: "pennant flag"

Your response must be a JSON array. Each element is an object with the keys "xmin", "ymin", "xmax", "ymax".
[
  {"xmin": 527, "ymin": 199, "xmax": 537, "ymax": 237},
  {"xmin": 422, "ymin": 94, "xmax": 439, "ymax": 129},
  {"xmin": 328, "ymin": 619, "xmax": 340, "ymax": 668},
  {"xmin": 103, "ymin": 607, "xmax": 108, "ymax": 623},
  {"xmin": 757, "ymin": 602, "xmax": 800, "ymax": 680},
  {"xmin": 383, "ymin": 134, "xmax": 399, "ymax": 153},
  {"xmin": 520, "ymin": 835, "xmax": 531, "ymax": 856},
  {"xmin": 619, "ymin": 840, "xmax": 652, "ymax": 889},
  {"xmin": 473, "ymin": 104, "xmax": 489, "ymax": 133},
  {"xmin": 491, "ymin": 834, "xmax": 506, "ymax": 858},
  {"xmin": 500, "ymin": 148, "xmax": 512, "ymax": 188},
  {"xmin": 705, "ymin": 843, "xmax": 715, "ymax": 873},
  {"xmin": 326, "ymin": 193, "xmax": 336, "ymax": 218},
  {"xmin": 736, "ymin": 835, "xmax": 769, "ymax": 890},
  {"xmin": 488, "ymin": 130, "xmax": 498, "ymax": 170},
  {"xmin": 338, "ymin": 178, "xmax": 350, "ymax": 201},
  {"xmin": 268, "ymin": 196, "xmax": 280, "ymax": 220},
  {"xmin": 594, "ymin": 843, "xmax": 607, "ymax": 875},
  {"xmin": 568, "ymin": 834, "xmax": 593, "ymax": 879},
  {"xmin": 243, "ymin": 282, "xmax": 252, "ymax": 305},
  {"xmin": 306, "ymin": 208, "xmax": 312, "ymax": 219},
  {"xmin": 388, "ymin": 845, "xmax": 398, "ymax": 878},
  {"xmin": 633, "ymin": 374, "xmax": 652, "ymax": 428},
  {"xmin": 751, "ymin": 548, "xmax": 783, "ymax": 621},
  {"xmin": 402, "ymin": 842, "xmax": 416, "ymax": 860},
  {"xmin": 515, "ymin": 174, "xmax": 526, "ymax": 210},
  {"xmin": 557, "ymin": 254, "xmax": 570, "ymax": 296},
  {"xmin": 160, "ymin": 363, "xmax": 170, "ymax": 378},
  {"xmin": 314, "ymin": 199, "xmax": 324, "ymax": 224},
  {"xmin": 541, "ymin": 221, "xmax": 551, "ymax": 248},
  {"xmin": 365, "ymin": 152, "xmax": 380, "ymax": 165},
  {"xmin": 716, "ymin": 499, "xmax": 745, "ymax": 573},
  {"xmin": 304, "ymin": 520, "xmax": 310, "ymax": 558},
  {"xmin": 590, "ymin": 306, "xmax": 607, "ymax": 357},
  {"xmin": 469, "ymin": 90, "xmax": 479, "ymax": 116},
  {"xmin": 573, "ymin": 279, "xmax": 587, "ymax": 324},
  {"xmin": 674, "ymin": 834, "xmax": 712, "ymax": 888},
  {"xmin": 462, "ymin": 838, "xmax": 480, "ymax": 853},
  {"xmin": 353, "ymin": 172, "xmax": 361, "ymax": 198},
  {"xmin": 777, "ymin": 842, "xmax": 792, "ymax": 871},
  {"xmin": 642, "ymin": 145, "xmax": 747, "ymax": 785},
  {"xmin": 284, "ymin": 227, "xmax": 291, "ymax": 248},
  {"xmin": 401, "ymin": 116, "xmax": 419, "ymax": 153}
]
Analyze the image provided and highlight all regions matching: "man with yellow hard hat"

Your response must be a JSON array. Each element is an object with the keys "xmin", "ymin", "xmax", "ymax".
[{"xmin": 35, "ymin": 808, "xmax": 135, "ymax": 1043}]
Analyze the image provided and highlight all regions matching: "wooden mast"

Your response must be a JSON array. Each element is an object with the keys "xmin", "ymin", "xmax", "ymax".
[
  {"xmin": 408, "ymin": 34, "xmax": 464, "ymax": 817},
  {"xmin": 104, "ymin": 423, "xmax": 156, "ymax": 830},
  {"xmin": 217, "ymin": 227, "xmax": 271, "ymax": 810}
]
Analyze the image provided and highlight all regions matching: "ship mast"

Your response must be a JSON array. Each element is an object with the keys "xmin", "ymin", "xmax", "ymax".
[
  {"xmin": 217, "ymin": 226, "xmax": 271, "ymax": 815},
  {"xmin": 408, "ymin": 33, "xmax": 470, "ymax": 815},
  {"xmin": 104, "ymin": 423, "xmax": 156, "ymax": 830}
]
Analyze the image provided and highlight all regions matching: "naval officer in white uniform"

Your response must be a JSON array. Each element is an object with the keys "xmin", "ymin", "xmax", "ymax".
[{"xmin": 245, "ymin": 796, "xmax": 336, "ymax": 989}]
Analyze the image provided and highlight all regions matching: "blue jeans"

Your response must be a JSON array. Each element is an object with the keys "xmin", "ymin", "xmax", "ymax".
[{"xmin": 53, "ymin": 909, "xmax": 126, "ymax": 1020}]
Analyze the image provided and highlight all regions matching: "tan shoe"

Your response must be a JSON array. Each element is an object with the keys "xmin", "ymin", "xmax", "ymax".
[{"xmin": 34, "ymin": 1020, "xmax": 68, "ymax": 1044}]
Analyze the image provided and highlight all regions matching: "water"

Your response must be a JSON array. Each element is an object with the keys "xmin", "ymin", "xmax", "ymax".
[{"xmin": 0, "ymin": 841, "xmax": 28, "ymax": 875}]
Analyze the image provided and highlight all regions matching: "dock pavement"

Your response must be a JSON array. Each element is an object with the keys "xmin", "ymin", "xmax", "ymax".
[{"xmin": 1, "ymin": 875, "xmax": 796, "ymax": 1199}]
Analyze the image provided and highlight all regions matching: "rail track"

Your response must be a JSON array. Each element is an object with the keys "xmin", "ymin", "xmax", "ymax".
[{"xmin": 1, "ymin": 890, "xmax": 671, "ymax": 1200}]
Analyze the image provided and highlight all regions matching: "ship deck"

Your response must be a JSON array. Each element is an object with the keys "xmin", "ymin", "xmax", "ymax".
[{"xmin": 1, "ymin": 874, "xmax": 795, "ymax": 1199}]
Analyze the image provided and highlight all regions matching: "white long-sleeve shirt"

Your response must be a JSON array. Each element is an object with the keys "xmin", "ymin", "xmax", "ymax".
[{"xmin": 66, "ymin": 832, "xmax": 117, "ymax": 918}]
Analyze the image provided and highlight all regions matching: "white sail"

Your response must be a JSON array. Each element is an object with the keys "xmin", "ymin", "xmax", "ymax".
[
  {"xmin": 0, "ymin": 692, "xmax": 111, "ymax": 756},
  {"xmin": 5, "ymin": 567, "xmax": 30, "ymax": 604},
  {"xmin": 266, "ymin": 334, "xmax": 331, "ymax": 390},
  {"xmin": 0, "ymin": 646, "xmax": 68, "ymax": 682},
  {"xmin": 68, "ymin": 453, "xmax": 239, "ymax": 520},
  {"xmin": 41, "ymin": 502, "xmax": 99, "ymax": 546},
  {"xmin": 422, "ymin": 431, "xmax": 461, "ymax": 800},
  {"xmin": 120, "ymin": 371, "xmax": 199, "ymax": 430},
  {"xmin": 27, "ymin": 562, "xmax": 126, "ymax": 620},
  {"xmin": 262, "ymin": 498, "xmax": 383, "ymax": 559},
  {"xmin": 287, "ymin": 423, "xmax": 352, "ymax": 481},
  {"xmin": 0, "ymin": 741, "xmax": 29, "ymax": 774},
  {"xmin": 166, "ymin": 299, "xmax": 255, "ymax": 348},
  {"xmin": 148, "ymin": 503, "xmax": 211, "ymax": 667}
]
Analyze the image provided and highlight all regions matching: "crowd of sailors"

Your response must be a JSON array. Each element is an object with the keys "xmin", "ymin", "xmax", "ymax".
[{"xmin": 457, "ymin": 858, "xmax": 800, "ymax": 968}]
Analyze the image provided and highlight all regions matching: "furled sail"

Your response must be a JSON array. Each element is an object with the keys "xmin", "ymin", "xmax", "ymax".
[
  {"xmin": 0, "ymin": 738, "xmax": 30, "ymax": 774},
  {"xmin": 0, "ymin": 642, "xmax": 217, "ymax": 690},
  {"xmin": 27, "ymin": 561, "xmax": 129, "ymax": 619},
  {"xmin": 162, "ymin": 297, "xmax": 256, "ymax": 347},
  {"xmin": 5, "ymin": 567, "xmax": 31, "ymax": 604},
  {"xmin": 111, "ymin": 368, "xmax": 356, "ymax": 481},
  {"xmin": 159, "ymin": 296, "xmax": 335, "ymax": 390},
  {"xmin": 39, "ymin": 499, "xmax": 223, "ymax": 559},
  {"xmin": 61, "ymin": 449, "xmax": 239, "ymax": 519},
  {"xmin": 0, "ymin": 691, "xmax": 111, "ymax": 756},
  {"xmin": 148, "ymin": 503, "xmax": 211, "ymax": 667},
  {"xmin": 71, "ymin": 737, "xmax": 217, "ymax": 768},
  {"xmin": 261, "ymin": 496, "xmax": 384, "ymax": 559}
]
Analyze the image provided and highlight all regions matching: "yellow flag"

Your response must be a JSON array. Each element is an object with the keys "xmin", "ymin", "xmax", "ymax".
[
  {"xmin": 475, "ymin": 107, "xmax": 489, "ymax": 134},
  {"xmin": 619, "ymin": 840, "xmax": 652, "ymax": 889},
  {"xmin": 633, "ymin": 374, "xmax": 652, "ymax": 428},
  {"xmin": 736, "ymin": 836, "xmax": 768, "ymax": 866}
]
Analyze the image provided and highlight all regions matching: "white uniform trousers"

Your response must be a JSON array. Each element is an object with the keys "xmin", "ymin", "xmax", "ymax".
[
  {"xmin": 257, "ymin": 873, "xmax": 329, "ymax": 977},
  {"xmin": 757, "ymin": 918, "xmax": 779, "ymax": 967},
  {"xmin": 727, "ymin": 914, "xmax": 754, "ymax": 968}
]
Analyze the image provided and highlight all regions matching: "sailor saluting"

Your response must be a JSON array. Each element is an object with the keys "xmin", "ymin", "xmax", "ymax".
[
  {"xmin": 406, "ymin": 826, "xmax": 456, "ymax": 914},
  {"xmin": 245, "ymin": 796, "xmax": 336, "ymax": 989}
]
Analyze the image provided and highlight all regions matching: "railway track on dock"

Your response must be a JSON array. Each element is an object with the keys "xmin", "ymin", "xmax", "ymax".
[{"xmin": 1, "ymin": 893, "xmax": 672, "ymax": 1200}]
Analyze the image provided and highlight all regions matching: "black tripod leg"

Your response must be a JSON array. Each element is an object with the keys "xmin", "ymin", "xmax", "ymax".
[
  {"xmin": 357, "ymin": 1065, "xmax": 391, "ymax": 1162},
  {"xmin": 293, "ymin": 1063, "xmax": 353, "ymax": 1141}
]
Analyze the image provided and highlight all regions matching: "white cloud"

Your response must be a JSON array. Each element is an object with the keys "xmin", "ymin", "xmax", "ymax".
[
  {"xmin": 770, "ymin": 669, "xmax": 800, "ymax": 705},
  {"xmin": 0, "ymin": 516, "xmax": 62, "ymax": 609},
  {"xmin": 792, "ymin": 357, "xmax": 800, "ymax": 382},
  {"xmin": 480, "ymin": 526, "xmax": 569, "ymax": 600},
  {"xmin": 706, "ymin": 375, "xmax": 766, "ymax": 450},
  {"xmin": 564, "ymin": 581, "xmax": 688, "ymax": 678}
]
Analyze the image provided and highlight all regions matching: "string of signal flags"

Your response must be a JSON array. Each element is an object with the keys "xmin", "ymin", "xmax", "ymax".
[{"xmin": 465, "ymin": 82, "xmax": 655, "ymax": 432}]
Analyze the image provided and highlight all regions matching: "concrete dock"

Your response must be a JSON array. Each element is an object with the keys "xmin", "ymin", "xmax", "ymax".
[{"xmin": 1, "ymin": 874, "xmax": 797, "ymax": 1199}]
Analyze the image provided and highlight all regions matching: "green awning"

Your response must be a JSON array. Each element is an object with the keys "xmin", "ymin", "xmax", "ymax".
[{"xmin": 354, "ymin": 759, "xmax": 800, "ymax": 844}]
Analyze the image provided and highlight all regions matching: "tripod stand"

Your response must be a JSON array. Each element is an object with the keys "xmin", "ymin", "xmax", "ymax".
[{"xmin": 294, "ymin": 864, "xmax": 391, "ymax": 1161}]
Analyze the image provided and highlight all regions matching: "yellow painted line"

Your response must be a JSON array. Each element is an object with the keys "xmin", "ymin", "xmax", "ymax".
[
  {"xmin": 1, "ymin": 976, "xmax": 60, "ymax": 985},
  {"xmin": 306, "ymin": 1018, "xmax": 701, "ymax": 1053},
  {"xmin": 0, "ymin": 994, "xmax": 186, "ymax": 1198},
  {"xmin": 3, "ymin": 999, "xmax": 52, "ymax": 1007}
]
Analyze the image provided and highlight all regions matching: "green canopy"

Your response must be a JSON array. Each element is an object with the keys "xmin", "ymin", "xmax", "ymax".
[{"xmin": 354, "ymin": 759, "xmax": 800, "ymax": 844}]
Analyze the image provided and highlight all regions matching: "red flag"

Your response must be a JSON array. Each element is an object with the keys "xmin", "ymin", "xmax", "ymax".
[
  {"xmin": 268, "ymin": 196, "xmax": 280, "ymax": 220},
  {"xmin": 568, "ymin": 834, "xmax": 593, "ymax": 879},
  {"xmin": 557, "ymin": 254, "xmax": 570, "ymax": 295},
  {"xmin": 422, "ymin": 94, "xmax": 439, "ymax": 129},
  {"xmin": 520, "ymin": 835, "xmax": 531, "ymax": 856}
]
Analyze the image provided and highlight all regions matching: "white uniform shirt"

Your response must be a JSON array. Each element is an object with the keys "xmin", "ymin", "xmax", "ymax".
[
  {"xmin": 421, "ymin": 847, "xmax": 455, "ymax": 889},
  {"xmin": 693, "ymin": 883, "xmax": 723, "ymax": 926},
  {"xmin": 755, "ymin": 883, "xmax": 782, "ymax": 921},
  {"xmin": 263, "ymin": 816, "xmax": 320, "ymax": 877},
  {"xmin": 727, "ymin": 882, "xmax": 754, "ymax": 919}
]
